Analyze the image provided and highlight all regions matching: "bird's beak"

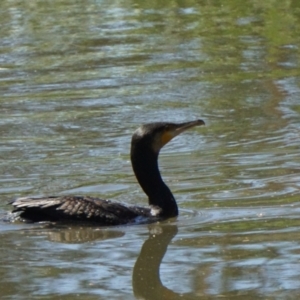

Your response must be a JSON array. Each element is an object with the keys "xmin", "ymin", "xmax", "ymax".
[
  {"xmin": 161, "ymin": 119, "xmax": 205, "ymax": 146},
  {"xmin": 174, "ymin": 119, "xmax": 205, "ymax": 135}
]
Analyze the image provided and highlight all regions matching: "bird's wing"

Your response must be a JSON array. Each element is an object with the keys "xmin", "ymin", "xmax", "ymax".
[{"xmin": 11, "ymin": 196, "xmax": 144, "ymax": 225}]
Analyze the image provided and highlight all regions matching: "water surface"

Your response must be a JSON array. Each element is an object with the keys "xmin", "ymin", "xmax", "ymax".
[{"xmin": 1, "ymin": 0, "xmax": 300, "ymax": 299}]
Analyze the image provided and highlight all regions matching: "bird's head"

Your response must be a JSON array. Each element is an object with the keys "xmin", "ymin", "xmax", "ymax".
[{"xmin": 131, "ymin": 119, "xmax": 205, "ymax": 154}]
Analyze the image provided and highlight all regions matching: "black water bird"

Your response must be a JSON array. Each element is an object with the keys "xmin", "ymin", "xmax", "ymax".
[{"xmin": 11, "ymin": 120, "xmax": 205, "ymax": 225}]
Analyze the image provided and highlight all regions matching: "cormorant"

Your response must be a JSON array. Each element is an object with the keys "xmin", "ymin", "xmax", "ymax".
[{"xmin": 11, "ymin": 119, "xmax": 205, "ymax": 225}]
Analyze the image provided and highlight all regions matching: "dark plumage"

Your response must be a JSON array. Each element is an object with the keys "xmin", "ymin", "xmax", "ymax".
[{"xmin": 11, "ymin": 119, "xmax": 205, "ymax": 225}]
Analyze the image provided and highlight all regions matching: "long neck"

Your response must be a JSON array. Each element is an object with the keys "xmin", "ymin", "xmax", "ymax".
[{"xmin": 131, "ymin": 145, "xmax": 178, "ymax": 217}]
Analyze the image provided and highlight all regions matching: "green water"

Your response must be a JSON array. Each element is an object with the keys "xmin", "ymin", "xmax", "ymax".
[{"xmin": 1, "ymin": 0, "xmax": 300, "ymax": 299}]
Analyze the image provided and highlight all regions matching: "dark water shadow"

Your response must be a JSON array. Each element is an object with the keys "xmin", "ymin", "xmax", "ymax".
[
  {"xmin": 133, "ymin": 224, "xmax": 208, "ymax": 300},
  {"xmin": 40, "ymin": 225, "xmax": 125, "ymax": 243}
]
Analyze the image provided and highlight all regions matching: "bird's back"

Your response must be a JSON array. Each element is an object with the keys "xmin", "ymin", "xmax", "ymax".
[{"xmin": 11, "ymin": 196, "xmax": 152, "ymax": 225}]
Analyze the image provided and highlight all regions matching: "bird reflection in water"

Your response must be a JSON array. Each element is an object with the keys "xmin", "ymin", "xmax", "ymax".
[
  {"xmin": 28, "ymin": 224, "xmax": 201, "ymax": 299},
  {"xmin": 133, "ymin": 224, "xmax": 200, "ymax": 300},
  {"xmin": 133, "ymin": 224, "xmax": 179, "ymax": 299},
  {"xmin": 42, "ymin": 225, "xmax": 125, "ymax": 243}
]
